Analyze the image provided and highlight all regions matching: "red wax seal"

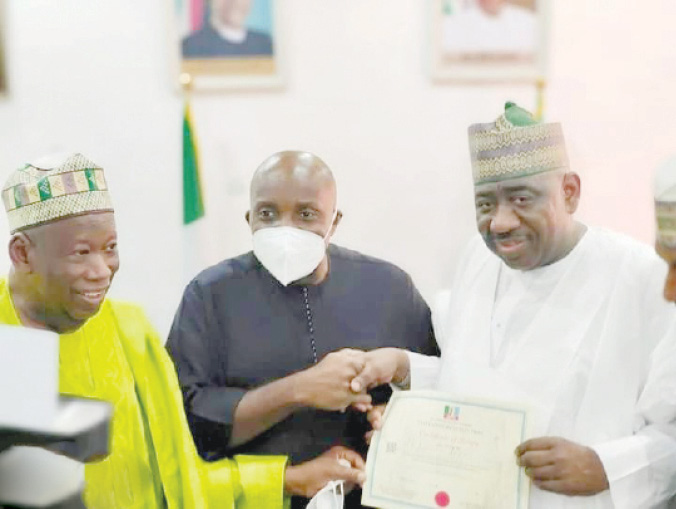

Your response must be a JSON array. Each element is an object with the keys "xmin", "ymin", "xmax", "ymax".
[{"xmin": 435, "ymin": 491, "xmax": 450, "ymax": 507}]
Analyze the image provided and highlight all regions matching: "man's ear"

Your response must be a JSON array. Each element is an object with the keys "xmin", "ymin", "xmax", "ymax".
[
  {"xmin": 9, "ymin": 233, "xmax": 34, "ymax": 273},
  {"xmin": 562, "ymin": 172, "xmax": 581, "ymax": 214},
  {"xmin": 328, "ymin": 210, "xmax": 343, "ymax": 238},
  {"xmin": 245, "ymin": 210, "xmax": 251, "ymax": 225}
]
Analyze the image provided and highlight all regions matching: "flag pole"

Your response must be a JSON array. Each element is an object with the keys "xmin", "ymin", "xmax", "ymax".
[{"xmin": 534, "ymin": 78, "xmax": 546, "ymax": 122}]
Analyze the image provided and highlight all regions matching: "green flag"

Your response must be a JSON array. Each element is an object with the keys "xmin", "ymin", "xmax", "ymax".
[{"xmin": 183, "ymin": 103, "xmax": 204, "ymax": 224}]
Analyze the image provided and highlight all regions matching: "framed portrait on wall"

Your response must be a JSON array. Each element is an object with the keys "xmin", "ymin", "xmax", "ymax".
[
  {"xmin": 174, "ymin": 0, "xmax": 282, "ymax": 90},
  {"xmin": 429, "ymin": 0, "xmax": 550, "ymax": 83}
]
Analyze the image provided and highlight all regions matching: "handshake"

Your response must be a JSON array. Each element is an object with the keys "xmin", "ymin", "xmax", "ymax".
[
  {"xmin": 291, "ymin": 347, "xmax": 410, "ymax": 414},
  {"xmin": 283, "ymin": 347, "xmax": 410, "ymax": 499}
]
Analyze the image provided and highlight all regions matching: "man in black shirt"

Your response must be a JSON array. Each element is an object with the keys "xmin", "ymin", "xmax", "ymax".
[{"xmin": 167, "ymin": 151, "xmax": 439, "ymax": 508}]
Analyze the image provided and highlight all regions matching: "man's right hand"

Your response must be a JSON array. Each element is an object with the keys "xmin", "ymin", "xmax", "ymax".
[
  {"xmin": 293, "ymin": 349, "xmax": 372, "ymax": 411},
  {"xmin": 284, "ymin": 446, "xmax": 366, "ymax": 498},
  {"xmin": 364, "ymin": 403, "xmax": 387, "ymax": 444}
]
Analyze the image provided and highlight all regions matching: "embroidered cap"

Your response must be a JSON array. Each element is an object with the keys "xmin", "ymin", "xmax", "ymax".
[
  {"xmin": 2, "ymin": 153, "xmax": 114, "ymax": 233},
  {"xmin": 468, "ymin": 102, "xmax": 569, "ymax": 185},
  {"xmin": 655, "ymin": 156, "xmax": 676, "ymax": 248}
]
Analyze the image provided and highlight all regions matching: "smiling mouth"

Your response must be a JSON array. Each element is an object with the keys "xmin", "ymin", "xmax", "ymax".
[
  {"xmin": 76, "ymin": 289, "xmax": 108, "ymax": 303},
  {"xmin": 494, "ymin": 238, "xmax": 526, "ymax": 254}
]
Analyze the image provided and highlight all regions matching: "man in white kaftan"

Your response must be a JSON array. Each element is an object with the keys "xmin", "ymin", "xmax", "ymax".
[{"xmin": 354, "ymin": 103, "xmax": 676, "ymax": 508}]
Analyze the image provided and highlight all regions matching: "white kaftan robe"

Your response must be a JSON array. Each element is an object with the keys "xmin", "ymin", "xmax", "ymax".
[{"xmin": 409, "ymin": 228, "xmax": 676, "ymax": 508}]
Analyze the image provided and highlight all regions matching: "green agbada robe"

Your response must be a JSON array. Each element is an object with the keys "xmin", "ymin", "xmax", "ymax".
[{"xmin": 0, "ymin": 278, "xmax": 288, "ymax": 508}]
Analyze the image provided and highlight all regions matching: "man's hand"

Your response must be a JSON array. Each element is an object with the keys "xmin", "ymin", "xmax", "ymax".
[
  {"xmin": 349, "ymin": 348, "xmax": 410, "ymax": 393},
  {"xmin": 284, "ymin": 446, "xmax": 366, "ymax": 498},
  {"xmin": 515, "ymin": 437, "xmax": 609, "ymax": 496},
  {"xmin": 364, "ymin": 404, "xmax": 387, "ymax": 444},
  {"xmin": 294, "ymin": 349, "xmax": 372, "ymax": 412}
]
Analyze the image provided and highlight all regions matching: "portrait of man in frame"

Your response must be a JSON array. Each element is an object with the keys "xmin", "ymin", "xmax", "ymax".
[
  {"xmin": 176, "ymin": 0, "xmax": 281, "ymax": 88},
  {"xmin": 430, "ymin": 0, "xmax": 548, "ymax": 83}
]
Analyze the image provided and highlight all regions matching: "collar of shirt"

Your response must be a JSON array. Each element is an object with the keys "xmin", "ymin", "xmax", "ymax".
[{"xmin": 211, "ymin": 19, "xmax": 247, "ymax": 43}]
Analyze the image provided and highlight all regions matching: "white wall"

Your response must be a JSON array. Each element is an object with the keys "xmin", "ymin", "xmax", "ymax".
[{"xmin": 1, "ymin": 0, "xmax": 675, "ymax": 337}]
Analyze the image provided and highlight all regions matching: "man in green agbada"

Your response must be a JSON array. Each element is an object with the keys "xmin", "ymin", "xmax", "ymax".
[{"xmin": 0, "ymin": 153, "xmax": 288, "ymax": 508}]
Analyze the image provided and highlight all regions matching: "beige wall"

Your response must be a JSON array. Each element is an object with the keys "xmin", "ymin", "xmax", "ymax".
[{"xmin": 0, "ymin": 0, "xmax": 675, "ymax": 336}]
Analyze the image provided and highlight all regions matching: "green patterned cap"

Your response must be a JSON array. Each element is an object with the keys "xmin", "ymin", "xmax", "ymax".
[
  {"xmin": 468, "ymin": 102, "xmax": 569, "ymax": 185},
  {"xmin": 655, "ymin": 156, "xmax": 676, "ymax": 248},
  {"xmin": 2, "ymin": 153, "xmax": 114, "ymax": 233}
]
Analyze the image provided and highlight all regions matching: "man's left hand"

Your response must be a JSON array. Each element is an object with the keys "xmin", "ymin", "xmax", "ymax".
[{"xmin": 515, "ymin": 437, "xmax": 609, "ymax": 496}]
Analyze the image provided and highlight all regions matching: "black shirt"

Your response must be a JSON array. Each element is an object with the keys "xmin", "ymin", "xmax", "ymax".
[{"xmin": 167, "ymin": 244, "xmax": 439, "ymax": 507}]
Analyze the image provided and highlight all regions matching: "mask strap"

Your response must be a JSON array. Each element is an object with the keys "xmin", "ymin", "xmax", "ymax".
[{"xmin": 323, "ymin": 208, "xmax": 338, "ymax": 241}]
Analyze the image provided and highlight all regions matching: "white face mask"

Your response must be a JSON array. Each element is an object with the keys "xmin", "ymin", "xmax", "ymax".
[
  {"xmin": 306, "ymin": 480, "xmax": 344, "ymax": 509},
  {"xmin": 252, "ymin": 211, "xmax": 337, "ymax": 286}
]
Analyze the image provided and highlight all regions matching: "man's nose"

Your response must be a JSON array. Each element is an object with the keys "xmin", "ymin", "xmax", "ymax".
[
  {"xmin": 278, "ymin": 217, "xmax": 295, "ymax": 228},
  {"xmin": 664, "ymin": 267, "xmax": 676, "ymax": 303},
  {"xmin": 86, "ymin": 254, "xmax": 113, "ymax": 282},
  {"xmin": 490, "ymin": 204, "xmax": 520, "ymax": 234}
]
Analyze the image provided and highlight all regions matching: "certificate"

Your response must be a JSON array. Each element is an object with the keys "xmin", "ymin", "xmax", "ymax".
[{"xmin": 362, "ymin": 391, "xmax": 531, "ymax": 509}]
